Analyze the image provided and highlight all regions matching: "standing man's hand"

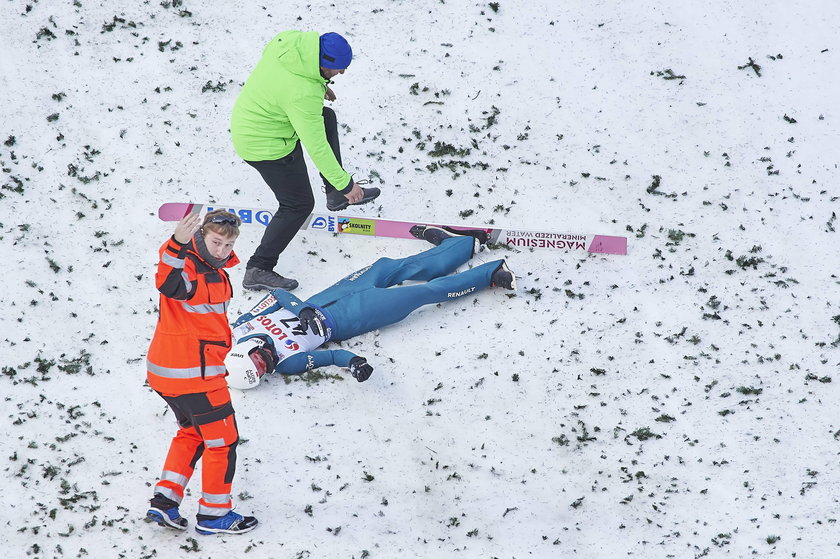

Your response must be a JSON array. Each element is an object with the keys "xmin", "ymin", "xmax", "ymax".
[
  {"xmin": 343, "ymin": 182, "xmax": 365, "ymax": 204},
  {"xmin": 325, "ymin": 85, "xmax": 336, "ymax": 102},
  {"xmin": 173, "ymin": 213, "xmax": 201, "ymax": 244}
]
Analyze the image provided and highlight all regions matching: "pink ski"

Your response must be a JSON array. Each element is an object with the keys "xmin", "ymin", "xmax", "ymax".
[{"xmin": 158, "ymin": 202, "xmax": 627, "ymax": 255}]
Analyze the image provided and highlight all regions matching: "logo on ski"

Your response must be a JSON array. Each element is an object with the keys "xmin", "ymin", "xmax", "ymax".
[
  {"xmin": 502, "ymin": 230, "xmax": 588, "ymax": 251},
  {"xmin": 337, "ymin": 218, "xmax": 375, "ymax": 235},
  {"xmin": 207, "ymin": 206, "xmax": 272, "ymax": 227},
  {"xmin": 310, "ymin": 216, "xmax": 337, "ymax": 232}
]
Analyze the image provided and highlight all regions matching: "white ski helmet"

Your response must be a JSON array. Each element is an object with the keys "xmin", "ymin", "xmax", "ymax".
[{"xmin": 225, "ymin": 338, "xmax": 264, "ymax": 390}]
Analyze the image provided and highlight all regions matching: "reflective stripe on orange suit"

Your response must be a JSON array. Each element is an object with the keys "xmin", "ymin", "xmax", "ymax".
[{"xmin": 146, "ymin": 236, "xmax": 240, "ymax": 395}]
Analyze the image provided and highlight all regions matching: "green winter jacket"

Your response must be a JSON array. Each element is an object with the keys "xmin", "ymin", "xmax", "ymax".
[{"xmin": 230, "ymin": 30, "xmax": 351, "ymax": 191}]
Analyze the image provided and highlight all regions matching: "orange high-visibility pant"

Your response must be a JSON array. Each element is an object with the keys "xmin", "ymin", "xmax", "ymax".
[{"xmin": 153, "ymin": 387, "xmax": 239, "ymax": 518}]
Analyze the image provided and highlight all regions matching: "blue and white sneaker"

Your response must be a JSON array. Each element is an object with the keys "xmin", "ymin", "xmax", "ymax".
[
  {"xmin": 146, "ymin": 494, "xmax": 188, "ymax": 530},
  {"xmin": 195, "ymin": 510, "xmax": 258, "ymax": 535}
]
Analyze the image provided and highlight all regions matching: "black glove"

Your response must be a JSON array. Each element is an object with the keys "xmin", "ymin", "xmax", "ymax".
[
  {"xmin": 298, "ymin": 307, "xmax": 326, "ymax": 337},
  {"xmin": 348, "ymin": 356, "xmax": 373, "ymax": 382}
]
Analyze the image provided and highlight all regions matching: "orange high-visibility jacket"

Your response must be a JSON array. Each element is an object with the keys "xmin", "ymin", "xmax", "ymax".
[{"xmin": 146, "ymin": 236, "xmax": 240, "ymax": 395}]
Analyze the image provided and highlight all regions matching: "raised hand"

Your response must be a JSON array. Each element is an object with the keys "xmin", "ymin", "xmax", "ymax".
[{"xmin": 173, "ymin": 213, "xmax": 201, "ymax": 244}]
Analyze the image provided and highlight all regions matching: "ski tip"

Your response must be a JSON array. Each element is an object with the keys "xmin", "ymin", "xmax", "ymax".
[
  {"xmin": 589, "ymin": 235, "xmax": 628, "ymax": 255},
  {"xmin": 158, "ymin": 203, "xmax": 196, "ymax": 221}
]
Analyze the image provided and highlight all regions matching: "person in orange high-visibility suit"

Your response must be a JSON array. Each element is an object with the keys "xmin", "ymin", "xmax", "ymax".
[{"xmin": 145, "ymin": 210, "xmax": 258, "ymax": 536}]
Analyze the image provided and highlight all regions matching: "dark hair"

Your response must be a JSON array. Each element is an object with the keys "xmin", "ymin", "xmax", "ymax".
[{"xmin": 202, "ymin": 210, "xmax": 241, "ymax": 237}]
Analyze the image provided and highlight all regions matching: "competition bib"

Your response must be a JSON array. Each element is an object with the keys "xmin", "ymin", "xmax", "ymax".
[{"xmin": 233, "ymin": 307, "xmax": 324, "ymax": 364}]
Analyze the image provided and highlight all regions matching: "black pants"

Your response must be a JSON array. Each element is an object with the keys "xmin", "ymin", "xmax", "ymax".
[{"xmin": 245, "ymin": 107, "xmax": 343, "ymax": 271}]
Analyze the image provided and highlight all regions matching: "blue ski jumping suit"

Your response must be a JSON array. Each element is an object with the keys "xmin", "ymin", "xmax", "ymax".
[{"xmin": 231, "ymin": 236, "xmax": 503, "ymax": 375}]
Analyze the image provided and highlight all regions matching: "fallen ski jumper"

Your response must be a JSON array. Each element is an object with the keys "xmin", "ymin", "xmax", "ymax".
[{"xmin": 224, "ymin": 227, "xmax": 515, "ymax": 389}]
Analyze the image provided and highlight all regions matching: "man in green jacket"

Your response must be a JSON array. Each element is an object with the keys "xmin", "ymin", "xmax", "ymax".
[{"xmin": 231, "ymin": 31, "xmax": 380, "ymax": 291}]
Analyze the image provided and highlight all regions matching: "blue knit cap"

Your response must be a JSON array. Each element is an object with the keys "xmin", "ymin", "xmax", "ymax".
[{"xmin": 319, "ymin": 32, "xmax": 352, "ymax": 69}]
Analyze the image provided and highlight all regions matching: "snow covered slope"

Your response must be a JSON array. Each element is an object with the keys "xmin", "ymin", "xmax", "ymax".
[{"xmin": 1, "ymin": 1, "xmax": 838, "ymax": 557}]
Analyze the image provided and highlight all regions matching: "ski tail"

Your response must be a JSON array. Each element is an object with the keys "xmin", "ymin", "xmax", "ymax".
[
  {"xmin": 158, "ymin": 203, "xmax": 201, "ymax": 221},
  {"xmin": 588, "ymin": 235, "xmax": 627, "ymax": 255}
]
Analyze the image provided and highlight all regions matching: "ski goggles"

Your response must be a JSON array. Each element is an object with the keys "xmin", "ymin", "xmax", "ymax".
[{"xmin": 207, "ymin": 214, "xmax": 241, "ymax": 227}]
